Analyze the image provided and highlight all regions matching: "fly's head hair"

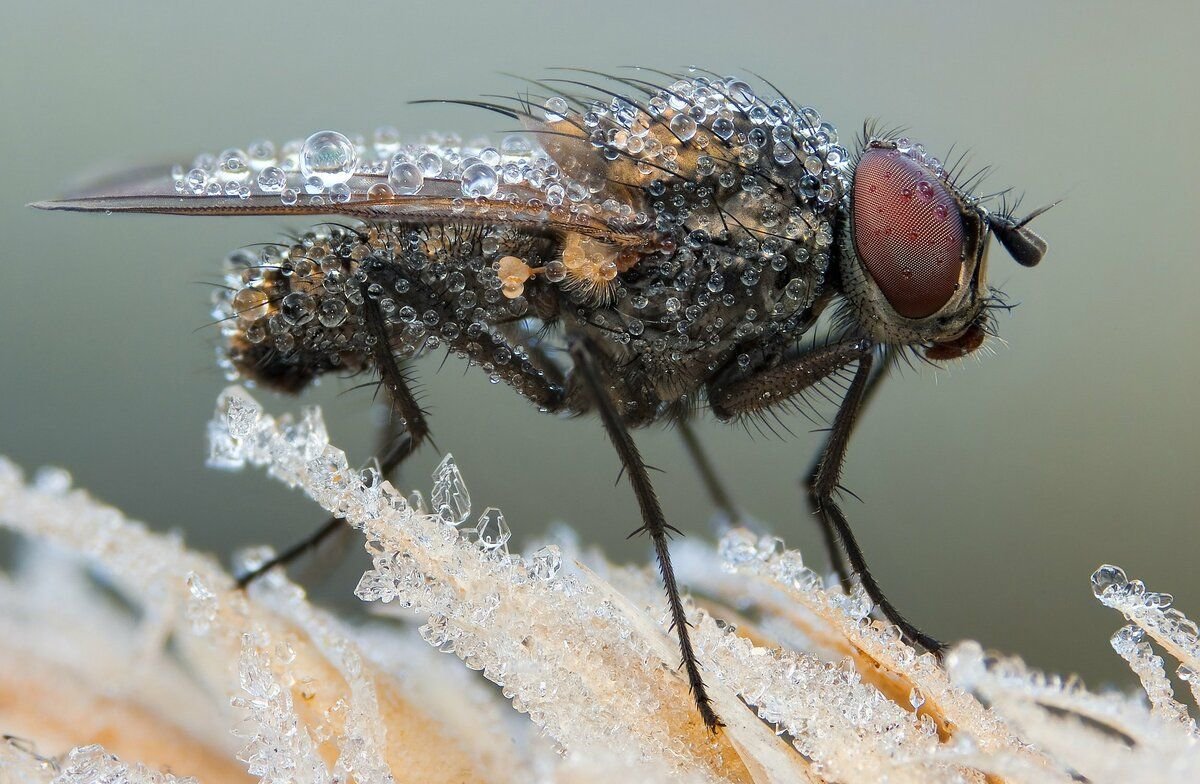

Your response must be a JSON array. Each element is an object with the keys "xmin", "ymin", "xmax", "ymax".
[{"xmin": 837, "ymin": 130, "xmax": 1050, "ymax": 361}]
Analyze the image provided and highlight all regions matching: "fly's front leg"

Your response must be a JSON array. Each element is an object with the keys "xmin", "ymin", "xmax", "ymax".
[
  {"xmin": 798, "ymin": 344, "xmax": 898, "ymax": 584},
  {"xmin": 710, "ymin": 339, "xmax": 944, "ymax": 654},
  {"xmin": 237, "ymin": 292, "xmax": 431, "ymax": 588},
  {"xmin": 569, "ymin": 339, "xmax": 722, "ymax": 731}
]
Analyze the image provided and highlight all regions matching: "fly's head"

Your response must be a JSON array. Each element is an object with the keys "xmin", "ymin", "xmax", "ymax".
[{"xmin": 838, "ymin": 135, "xmax": 1048, "ymax": 360}]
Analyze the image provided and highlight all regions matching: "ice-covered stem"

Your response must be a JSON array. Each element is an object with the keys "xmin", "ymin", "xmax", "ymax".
[
  {"xmin": 0, "ymin": 459, "xmax": 532, "ymax": 783},
  {"xmin": 1091, "ymin": 564, "xmax": 1200, "ymax": 727},
  {"xmin": 4, "ymin": 387, "xmax": 1200, "ymax": 783},
  {"xmin": 208, "ymin": 386, "xmax": 776, "ymax": 782}
]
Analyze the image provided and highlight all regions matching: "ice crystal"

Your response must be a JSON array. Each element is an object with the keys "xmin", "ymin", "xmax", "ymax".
[{"xmin": 2, "ymin": 389, "xmax": 1200, "ymax": 782}]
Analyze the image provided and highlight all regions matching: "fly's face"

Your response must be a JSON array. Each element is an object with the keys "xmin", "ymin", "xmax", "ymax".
[{"xmin": 840, "ymin": 137, "xmax": 1048, "ymax": 359}]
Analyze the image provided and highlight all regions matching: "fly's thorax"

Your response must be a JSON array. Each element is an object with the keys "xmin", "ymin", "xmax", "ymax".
[{"xmin": 837, "ymin": 139, "xmax": 993, "ymax": 354}]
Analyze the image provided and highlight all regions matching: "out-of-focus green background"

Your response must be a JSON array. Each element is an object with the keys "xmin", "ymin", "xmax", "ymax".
[{"xmin": 1, "ymin": 1, "xmax": 1196, "ymax": 688}]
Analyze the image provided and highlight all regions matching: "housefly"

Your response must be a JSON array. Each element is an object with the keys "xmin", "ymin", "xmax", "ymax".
[{"xmin": 33, "ymin": 68, "xmax": 1049, "ymax": 730}]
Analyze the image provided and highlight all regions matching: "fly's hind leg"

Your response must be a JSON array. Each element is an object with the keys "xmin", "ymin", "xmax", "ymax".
[
  {"xmin": 236, "ymin": 292, "xmax": 431, "ymax": 588},
  {"xmin": 674, "ymin": 414, "xmax": 740, "ymax": 527},
  {"xmin": 570, "ymin": 339, "xmax": 722, "ymax": 731},
  {"xmin": 710, "ymin": 339, "xmax": 944, "ymax": 654}
]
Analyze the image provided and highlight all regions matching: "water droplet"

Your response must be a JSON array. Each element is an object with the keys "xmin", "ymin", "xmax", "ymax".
[
  {"xmin": 248, "ymin": 139, "xmax": 276, "ymax": 167},
  {"xmin": 773, "ymin": 144, "xmax": 797, "ymax": 165},
  {"xmin": 280, "ymin": 292, "xmax": 316, "ymax": 326},
  {"xmin": 256, "ymin": 166, "xmax": 286, "ymax": 193},
  {"xmin": 317, "ymin": 298, "xmax": 348, "ymax": 327},
  {"xmin": 543, "ymin": 96, "xmax": 569, "ymax": 121},
  {"xmin": 784, "ymin": 277, "xmax": 807, "ymax": 299},
  {"xmin": 367, "ymin": 182, "xmax": 394, "ymax": 200},
  {"xmin": 461, "ymin": 163, "xmax": 498, "ymax": 198},
  {"xmin": 501, "ymin": 134, "xmax": 532, "ymax": 155},
  {"xmin": 299, "ymin": 130, "xmax": 358, "ymax": 187},
  {"xmin": 373, "ymin": 125, "xmax": 401, "ymax": 154},
  {"xmin": 389, "ymin": 161, "xmax": 423, "ymax": 195},
  {"xmin": 280, "ymin": 188, "xmax": 298, "ymax": 206},
  {"xmin": 232, "ymin": 288, "xmax": 270, "ymax": 321},
  {"xmin": 1091, "ymin": 564, "xmax": 1129, "ymax": 597},
  {"xmin": 184, "ymin": 167, "xmax": 208, "ymax": 195},
  {"xmin": 217, "ymin": 148, "xmax": 251, "ymax": 181},
  {"xmin": 916, "ymin": 180, "xmax": 935, "ymax": 201},
  {"xmin": 544, "ymin": 260, "xmax": 566, "ymax": 283},
  {"xmin": 932, "ymin": 204, "xmax": 948, "ymax": 221},
  {"xmin": 417, "ymin": 151, "xmax": 442, "ymax": 177},
  {"xmin": 669, "ymin": 113, "xmax": 698, "ymax": 142},
  {"xmin": 711, "ymin": 117, "xmax": 735, "ymax": 140}
]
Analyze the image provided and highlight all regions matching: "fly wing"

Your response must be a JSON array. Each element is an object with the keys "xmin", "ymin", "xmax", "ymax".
[{"xmin": 29, "ymin": 140, "xmax": 648, "ymax": 248}]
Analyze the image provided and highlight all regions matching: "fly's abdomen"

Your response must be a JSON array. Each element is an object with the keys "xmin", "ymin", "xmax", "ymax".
[{"xmin": 214, "ymin": 222, "xmax": 559, "ymax": 397}]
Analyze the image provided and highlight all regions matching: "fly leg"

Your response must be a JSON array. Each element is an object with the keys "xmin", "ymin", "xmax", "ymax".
[
  {"xmin": 709, "ymin": 340, "xmax": 944, "ymax": 654},
  {"xmin": 801, "ymin": 345, "xmax": 898, "ymax": 584},
  {"xmin": 675, "ymin": 415, "xmax": 740, "ymax": 526},
  {"xmin": 569, "ymin": 339, "xmax": 722, "ymax": 731},
  {"xmin": 236, "ymin": 292, "xmax": 431, "ymax": 587}
]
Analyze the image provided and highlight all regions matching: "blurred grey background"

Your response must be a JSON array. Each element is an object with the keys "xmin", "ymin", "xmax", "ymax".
[{"xmin": 1, "ymin": 1, "xmax": 1196, "ymax": 689}]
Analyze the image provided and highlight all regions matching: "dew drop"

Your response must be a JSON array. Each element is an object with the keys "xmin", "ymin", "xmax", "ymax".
[
  {"xmin": 417, "ymin": 151, "xmax": 442, "ymax": 177},
  {"xmin": 669, "ymin": 113, "xmax": 698, "ymax": 142},
  {"xmin": 257, "ymin": 166, "xmax": 286, "ymax": 192},
  {"xmin": 388, "ymin": 161, "xmax": 423, "ymax": 195},
  {"xmin": 299, "ymin": 130, "xmax": 358, "ymax": 187},
  {"xmin": 217, "ymin": 148, "xmax": 251, "ymax": 181},
  {"xmin": 317, "ymin": 298, "xmax": 348, "ymax": 328},
  {"xmin": 280, "ymin": 292, "xmax": 317, "ymax": 325},
  {"xmin": 711, "ymin": 117, "xmax": 735, "ymax": 139},
  {"xmin": 184, "ymin": 168, "xmax": 208, "ymax": 195},
  {"xmin": 543, "ymin": 96, "xmax": 569, "ymax": 121},
  {"xmin": 232, "ymin": 288, "xmax": 270, "ymax": 321},
  {"xmin": 367, "ymin": 182, "xmax": 394, "ymax": 200},
  {"xmin": 461, "ymin": 163, "xmax": 498, "ymax": 198},
  {"xmin": 1091, "ymin": 564, "xmax": 1129, "ymax": 597}
]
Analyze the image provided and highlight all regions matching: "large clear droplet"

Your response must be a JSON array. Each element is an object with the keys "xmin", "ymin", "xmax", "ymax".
[
  {"xmin": 388, "ymin": 161, "xmax": 423, "ymax": 195},
  {"xmin": 1091, "ymin": 564, "xmax": 1129, "ymax": 597},
  {"xmin": 299, "ymin": 130, "xmax": 358, "ymax": 187},
  {"xmin": 256, "ymin": 166, "xmax": 286, "ymax": 193},
  {"xmin": 669, "ymin": 114, "xmax": 698, "ymax": 142},
  {"xmin": 460, "ymin": 163, "xmax": 498, "ymax": 198}
]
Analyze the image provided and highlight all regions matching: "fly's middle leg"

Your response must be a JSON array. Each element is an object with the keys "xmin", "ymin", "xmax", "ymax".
[{"xmin": 709, "ymin": 339, "xmax": 944, "ymax": 655}]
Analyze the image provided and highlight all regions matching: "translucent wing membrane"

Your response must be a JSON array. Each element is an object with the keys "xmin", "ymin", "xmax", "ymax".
[{"xmin": 30, "ymin": 132, "xmax": 641, "ymax": 246}]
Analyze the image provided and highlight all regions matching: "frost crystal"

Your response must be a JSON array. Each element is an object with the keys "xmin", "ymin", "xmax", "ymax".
[{"xmin": 1, "ymin": 389, "xmax": 1200, "ymax": 782}]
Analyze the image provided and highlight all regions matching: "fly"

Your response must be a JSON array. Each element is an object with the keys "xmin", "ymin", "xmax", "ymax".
[{"xmin": 32, "ymin": 68, "xmax": 1050, "ymax": 731}]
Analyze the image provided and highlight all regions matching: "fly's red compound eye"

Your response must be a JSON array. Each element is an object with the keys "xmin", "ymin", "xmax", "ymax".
[{"xmin": 852, "ymin": 148, "xmax": 966, "ymax": 319}]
